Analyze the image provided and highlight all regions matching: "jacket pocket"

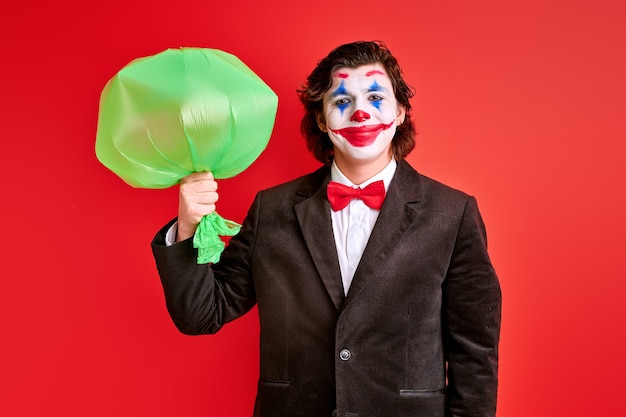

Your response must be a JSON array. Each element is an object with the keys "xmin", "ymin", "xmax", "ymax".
[
  {"xmin": 399, "ymin": 388, "xmax": 445, "ymax": 398},
  {"xmin": 255, "ymin": 379, "xmax": 291, "ymax": 416},
  {"xmin": 399, "ymin": 389, "xmax": 445, "ymax": 417},
  {"xmin": 259, "ymin": 378, "xmax": 290, "ymax": 386}
]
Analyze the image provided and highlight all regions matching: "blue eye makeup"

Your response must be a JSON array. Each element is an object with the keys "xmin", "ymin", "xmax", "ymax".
[
  {"xmin": 368, "ymin": 80, "xmax": 383, "ymax": 92},
  {"xmin": 331, "ymin": 81, "xmax": 350, "ymax": 114},
  {"xmin": 368, "ymin": 81, "xmax": 384, "ymax": 110},
  {"xmin": 336, "ymin": 100, "xmax": 350, "ymax": 114},
  {"xmin": 331, "ymin": 81, "xmax": 348, "ymax": 98}
]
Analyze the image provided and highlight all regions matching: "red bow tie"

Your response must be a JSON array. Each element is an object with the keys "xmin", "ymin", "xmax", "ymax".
[{"xmin": 327, "ymin": 180, "xmax": 386, "ymax": 211}]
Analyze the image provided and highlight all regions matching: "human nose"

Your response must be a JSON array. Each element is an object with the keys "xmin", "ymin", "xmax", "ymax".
[{"xmin": 350, "ymin": 110, "xmax": 370, "ymax": 122}]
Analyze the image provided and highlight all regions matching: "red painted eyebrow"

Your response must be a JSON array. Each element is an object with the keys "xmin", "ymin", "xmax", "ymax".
[
  {"xmin": 335, "ymin": 72, "xmax": 349, "ymax": 78},
  {"xmin": 366, "ymin": 70, "xmax": 385, "ymax": 76}
]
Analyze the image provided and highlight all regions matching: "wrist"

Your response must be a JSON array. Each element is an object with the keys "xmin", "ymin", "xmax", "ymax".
[{"xmin": 176, "ymin": 223, "xmax": 196, "ymax": 242}]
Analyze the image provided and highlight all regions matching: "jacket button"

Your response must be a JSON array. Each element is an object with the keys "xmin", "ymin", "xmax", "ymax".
[{"xmin": 339, "ymin": 349, "xmax": 352, "ymax": 361}]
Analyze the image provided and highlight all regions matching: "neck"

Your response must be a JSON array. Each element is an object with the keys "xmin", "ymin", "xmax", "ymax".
[{"xmin": 333, "ymin": 152, "xmax": 393, "ymax": 185}]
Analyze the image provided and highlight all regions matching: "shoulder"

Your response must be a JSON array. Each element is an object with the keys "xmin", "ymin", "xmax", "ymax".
[
  {"xmin": 395, "ymin": 160, "xmax": 471, "ymax": 209},
  {"xmin": 396, "ymin": 161, "xmax": 489, "ymax": 239},
  {"xmin": 257, "ymin": 165, "xmax": 329, "ymax": 200},
  {"xmin": 421, "ymin": 173, "xmax": 470, "ymax": 205}
]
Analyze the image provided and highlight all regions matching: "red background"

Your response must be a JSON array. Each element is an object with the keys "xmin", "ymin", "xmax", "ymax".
[{"xmin": 2, "ymin": 0, "xmax": 625, "ymax": 415}]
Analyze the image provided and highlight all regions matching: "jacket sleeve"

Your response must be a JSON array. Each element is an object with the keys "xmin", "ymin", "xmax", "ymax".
[
  {"xmin": 442, "ymin": 196, "xmax": 502, "ymax": 417},
  {"xmin": 151, "ymin": 194, "xmax": 261, "ymax": 335}
]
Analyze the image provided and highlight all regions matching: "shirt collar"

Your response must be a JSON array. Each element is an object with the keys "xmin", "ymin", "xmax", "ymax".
[{"xmin": 330, "ymin": 158, "xmax": 397, "ymax": 191}]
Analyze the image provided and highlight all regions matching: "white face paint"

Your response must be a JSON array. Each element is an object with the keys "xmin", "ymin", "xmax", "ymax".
[{"xmin": 318, "ymin": 63, "xmax": 405, "ymax": 165}]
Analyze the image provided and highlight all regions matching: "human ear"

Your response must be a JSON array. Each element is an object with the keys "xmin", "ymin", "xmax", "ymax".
[{"xmin": 395, "ymin": 105, "xmax": 406, "ymax": 125}]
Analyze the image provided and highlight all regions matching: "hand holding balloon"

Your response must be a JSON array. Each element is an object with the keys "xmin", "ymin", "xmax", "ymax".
[{"xmin": 177, "ymin": 172, "xmax": 219, "ymax": 242}]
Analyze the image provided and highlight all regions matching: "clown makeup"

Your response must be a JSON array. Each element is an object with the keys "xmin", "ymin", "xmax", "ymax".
[{"xmin": 318, "ymin": 64, "xmax": 405, "ymax": 167}]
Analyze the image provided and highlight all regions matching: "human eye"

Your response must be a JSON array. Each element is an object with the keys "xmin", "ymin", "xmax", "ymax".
[
  {"xmin": 335, "ymin": 97, "xmax": 351, "ymax": 106},
  {"xmin": 368, "ymin": 94, "xmax": 384, "ymax": 102},
  {"xmin": 334, "ymin": 97, "xmax": 352, "ymax": 113}
]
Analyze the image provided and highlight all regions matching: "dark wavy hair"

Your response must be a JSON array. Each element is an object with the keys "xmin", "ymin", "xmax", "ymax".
[{"xmin": 297, "ymin": 41, "xmax": 416, "ymax": 165}]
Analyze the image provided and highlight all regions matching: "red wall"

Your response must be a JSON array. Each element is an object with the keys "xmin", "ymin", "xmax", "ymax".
[{"xmin": 2, "ymin": 0, "xmax": 625, "ymax": 415}]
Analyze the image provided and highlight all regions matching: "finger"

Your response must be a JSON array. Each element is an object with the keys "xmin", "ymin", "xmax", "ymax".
[
  {"xmin": 180, "ymin": 171, "xmax": 214, "ymax": 184},
  {"xmin": 180, "ymin": 178, "xmax": 217, "ymax": 194},
  {"xmin": 195, "ymin": 180, "xmax": 218, "ymax": 193},
  {"xmin": 193, "ymin": 191, "xmax": 219, "ymax": 205}
]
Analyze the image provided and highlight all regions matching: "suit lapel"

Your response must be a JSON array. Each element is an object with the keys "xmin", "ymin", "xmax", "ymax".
[
  {"xmin": 294, "ymin": 167, "xmax": 345, "ymax": 311},
  {"xmin": 342, "ymin": 160, "xmax": 423, "ymax": 309}
]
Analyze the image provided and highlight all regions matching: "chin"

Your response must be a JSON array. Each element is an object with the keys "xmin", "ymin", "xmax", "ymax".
[
  {"xmin": 347, "ymin": 144, "xmax": 392, "ymax": 160},
  {"xmin": 339, "ymin": 151, "xmax": 389, "ymax": 167}
]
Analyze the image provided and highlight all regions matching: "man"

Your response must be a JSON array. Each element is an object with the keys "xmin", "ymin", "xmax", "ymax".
[{"xmin": 152, "ymin": 41, "xmax": 501, "ymax": 417}]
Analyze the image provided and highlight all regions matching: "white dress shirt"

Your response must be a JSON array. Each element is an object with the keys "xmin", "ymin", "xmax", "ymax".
[{"xmin": 330, "ymin": 159, "xmax": 397, "ymax": 295}]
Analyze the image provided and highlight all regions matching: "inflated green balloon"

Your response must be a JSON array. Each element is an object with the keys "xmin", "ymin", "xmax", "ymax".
[{"xmin": 96, "ymin": 47, "xmax": 278, "ymax": 263}]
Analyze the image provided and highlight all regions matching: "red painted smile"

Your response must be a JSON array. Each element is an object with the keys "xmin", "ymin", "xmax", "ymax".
[{"xmin": 330, "ymin": 121, "xmax": 394, "ymax": 147}]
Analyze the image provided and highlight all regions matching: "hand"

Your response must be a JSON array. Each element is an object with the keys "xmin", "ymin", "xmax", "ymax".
[{"xmin": 176, "ymin": 172, "xmax": 218, "ymax": 242}]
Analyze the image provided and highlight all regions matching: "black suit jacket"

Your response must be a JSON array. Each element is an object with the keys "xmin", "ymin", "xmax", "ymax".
[{"xmin": 152, "ymin": 160, "xmax": 501, "ymax": 417}]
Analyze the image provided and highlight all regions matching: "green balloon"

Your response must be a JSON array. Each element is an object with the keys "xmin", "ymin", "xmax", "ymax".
[
  {"xmin": 96, "ymin": 47, "xmax": 278, "ymax": 188},
  {"xmin": 95, "ymin": 48, "xmax": 278, "ymax": 263}
]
